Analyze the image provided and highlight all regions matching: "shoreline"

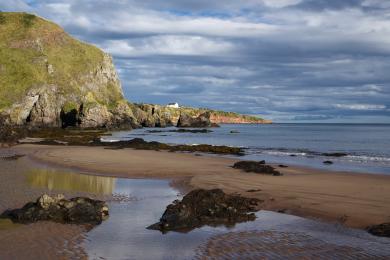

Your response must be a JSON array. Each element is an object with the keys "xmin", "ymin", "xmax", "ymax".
[{"xmin": 9, "ymin": 144, "xmax": 390, "ymax": 230}]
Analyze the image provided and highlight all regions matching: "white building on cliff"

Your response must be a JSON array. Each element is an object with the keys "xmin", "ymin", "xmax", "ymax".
[{"xmin": 167, "ymin": 102, "xmax": 179, "ymax": 108}]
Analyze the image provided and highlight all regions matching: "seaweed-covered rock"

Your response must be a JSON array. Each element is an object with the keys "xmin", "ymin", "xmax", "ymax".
[
  {"xmin": 147, "ymin": 189, "xmax": 261, "ymax": 232},
  {"xmin": 233, "ymin": 161, "xmax": 282, "ymax": 176},
  {"xmin": 96, "ymin": 138, "xmax": 244, "ymax": 155},
  {"xmin": 367, "ymin": 223, "xmax": 390, "ymax": 237},
  {"xmin": 1, "ymin": 194, "xmax": 109, "ymax": 225}
]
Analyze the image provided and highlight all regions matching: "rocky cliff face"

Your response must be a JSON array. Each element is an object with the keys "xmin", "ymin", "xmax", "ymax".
[
  {"xmin": 0, "ymin": 12, "xmax": 136, "ymax": 129},
  {"xmin": 132, "ymin": 104, "xmax": 270, "ymax": 127},
  {"xmin": 0, "ymin": 12, "xmax": 269, "ymax": 130}
]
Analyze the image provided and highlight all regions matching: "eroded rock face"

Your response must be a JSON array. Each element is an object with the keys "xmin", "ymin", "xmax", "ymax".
[
  {"xmin": 147, "ymin": 189, "xmax": 261, "ymax": 232},
  {"xmin": 233, "ymin": 161, "xmax": 282, "ymax": 176},
  {"xmin": 177, "ymin": 112, "xmax": 218, "ymax": 128},
  {"xmin": 0, "ymin": 13, "xmax": 136, "ymax": 129},
  {"xmin": 1, "ymin": 194, "xmax": 109, "ymax": 225}
]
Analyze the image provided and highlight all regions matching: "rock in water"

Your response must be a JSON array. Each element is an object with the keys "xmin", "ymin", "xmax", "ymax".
[
  {"xmin": 1, "ymin": 194, "xmax": 109, "ymax": 225},
  {"xmin": 367, "ymin": 223, "xmax": 390, "ymax": 237},
  {"xmin": 233, "ymin": 161, "xmax": 282, "ymax": 176},
  {"xmin": 147, "ymin": 189, "xmax": 261, "ymax": 232}
]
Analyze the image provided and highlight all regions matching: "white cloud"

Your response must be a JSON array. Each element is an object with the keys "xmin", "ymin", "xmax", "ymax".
[
  {"xmin": 262, "ymin": 0, "xmax": 302, "ymax": 8},
  {"xmin": 103, "ymin": 36, "xmax": 235, "ymax": 57},
  {"xmin": 334, "ymin": 104, "xmax": 386, "ymax": 111}
]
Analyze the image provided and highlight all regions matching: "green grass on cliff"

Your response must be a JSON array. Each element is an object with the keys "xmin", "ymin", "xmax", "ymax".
[
  {"xmin": 140, "ymin": 104, "xmax": 264, "ymax": 122},
  {"xmin": 0, "ymin": 12, "xmax": 121, "ymax": 111}
]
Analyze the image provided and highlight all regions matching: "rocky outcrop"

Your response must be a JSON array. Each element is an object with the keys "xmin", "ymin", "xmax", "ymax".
[
  {"xmin": 233, "ymin": 161, "xmax": 282, "ymax": 176},
  {"xmin": 148, "ymin": 189, "xmax": 261, "ymax": 232},
  {"xmin": 177, "ymin": 112, "xmax": 218, "ymax": 128},
  {"xmin": 210, "ymin": 114, "xmax": 272, "ymax": 124},
  {"xmin": 131, "ymin": 104, "xmax": 173, "ymax": 127},
  {"xmin": 367, "ymin": 223, "xmax": 390, "ymax": 237},
  {"xmin": 1, "ymin": 194, "xmax": 109, "ymax": 225},
  {"xmin": 0, "ymin": 13, "xmax": 136, "ymax": 129},
  {"xmin": 93, "ymin": 138, "xmax": 245, "ymax": 155},
  {"xmin": 131, "ymin": 104, "xmax": 271, "ymax": 128}
]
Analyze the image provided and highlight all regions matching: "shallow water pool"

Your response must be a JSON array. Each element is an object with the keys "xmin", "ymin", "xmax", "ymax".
[{"xmin": 27, "ymin": 168, "xmax": 390, "ymax": 259}]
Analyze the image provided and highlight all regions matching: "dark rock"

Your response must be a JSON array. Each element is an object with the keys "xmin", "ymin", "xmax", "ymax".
[
  {"xmin": 0, "ymin": 154, "xmax": 25, "ymax": 160},
  {"xmin": 233, "ymin": 161, "xmax": 282, "ymax": 176},
  {"xmin": 246, "ymin": 189, "xmax": 262, "ymax": 192},
  {"xmin": 230, "ymin": 130, "xmax": 240, "ymax": 134},
  {"xmin": 278, "ymin": 164, "xmax": 288, "ymax": 168},
  {"xmin": 177, "ymin": 112, "xmax": 218, "ymax": 128},
  {"xmin": 1, "ymin": 194, "xmax": 108, "ymax": 225},
  {"xmin": 323, "ymin": 160, "xmax": 333, "ymax": 165},
  {"xmin": 147, "ymin": 189, "xmax": 261, "ymax": 232},
  {"xmin": 0, "ymin": 124, "xmax": 28, "ymax": 145},
  {"xmin": 367, "ymin": 223, "xmax": 390, "ymax": 237},
  {"xmin": 95, "ymin": 138, "xmax": 245, "ymax": 155},
  {"xmin": 322, "ymin": 152, "xmax": 348, "ymax": 157},
  {"xmin": 289, "ymin": 154, "xmax": 297, "ymax": 157},
  {"xmin": 147, "ymin": 129, "xmax": 212, "ymax": 134}
]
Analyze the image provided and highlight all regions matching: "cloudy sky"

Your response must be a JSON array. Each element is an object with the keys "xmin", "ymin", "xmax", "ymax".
[{"xmin": 2, "ymin": 0, "xmax": 390, "ymax": 122}]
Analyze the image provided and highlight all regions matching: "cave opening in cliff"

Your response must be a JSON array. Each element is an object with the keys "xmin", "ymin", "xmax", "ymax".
[{"xmin": 60, "ymin": 109, "xmax": 79, "ymax": 128}]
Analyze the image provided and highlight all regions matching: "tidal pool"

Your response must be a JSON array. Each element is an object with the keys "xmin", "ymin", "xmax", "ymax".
[{"xmin": 27, "ymin": 168, "xmax": 390, "ymax": 259}]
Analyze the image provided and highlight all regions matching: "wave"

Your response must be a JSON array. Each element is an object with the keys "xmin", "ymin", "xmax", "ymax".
[
  {"xmin": 246, "ymin": 147, "xmax": 390, "ymax": 164},
  {"xmin": 345, "ymin": 155, "xmax": 390, "ymax": 162}
]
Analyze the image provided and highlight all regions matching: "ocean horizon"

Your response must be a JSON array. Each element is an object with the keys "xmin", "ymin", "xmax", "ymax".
[{"xmin": 106, "ymin": 123, "xmax": 390, "ymax": 175}]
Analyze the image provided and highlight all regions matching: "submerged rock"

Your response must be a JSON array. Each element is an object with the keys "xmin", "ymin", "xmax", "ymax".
[
  {"xmin": 233, "ymin": 161, "xmax": 282, "ymax": 176},
  {"xmin": 147, "ymin": 189, "xmax": 261, "ymax": 232},
  {"xmin": 367, "ymin": 223, "xmax": 390, "ymax": 237},
  {"xmin": 0, "ymin": 154, "xmax": 25, "ymax": 160},
  {"xmin": 323, "ymin": 160, "xmax": 333, "ymax": 165},
  {"xmin": 322, "ymin": 152, "xmax": 348, "ymax": 157},
  {"xmin": 1, "ymin": 194, "xmax": 108, "ymax": 225}
]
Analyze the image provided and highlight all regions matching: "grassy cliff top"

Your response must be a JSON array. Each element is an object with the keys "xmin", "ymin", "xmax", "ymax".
[{"xmin": 0, "ymin": 12, "xmax": 122, "ymax": 111}]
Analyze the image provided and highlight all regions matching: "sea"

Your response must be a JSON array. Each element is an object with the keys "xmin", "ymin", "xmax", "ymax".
[{"xmin": 105, "ymin": 124, "xmax": 390, "ymax": 175}]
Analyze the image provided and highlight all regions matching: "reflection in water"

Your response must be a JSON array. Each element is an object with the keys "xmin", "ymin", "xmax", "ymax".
[
  {"xmin": 0, "ymin": 219, "xmax": 21, "ymax": 230},
  {"xmin": 27, "ymin": 169, "xmax": 116, "ymax": 195},
  {"xmin": 25, "ymin": 170, "xmax": 390, "ymax": 259}
]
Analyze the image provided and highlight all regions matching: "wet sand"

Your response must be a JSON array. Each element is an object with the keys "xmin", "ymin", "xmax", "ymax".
[
  {"xmin": 14, "ymin": 144, "xmax": 390, "ymax": 229},
  {"xmin": 0, "ymin": 154, "xmax": 108, "ymax": 259}
]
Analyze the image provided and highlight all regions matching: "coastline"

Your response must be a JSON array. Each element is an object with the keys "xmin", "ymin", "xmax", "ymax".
[{"xmin": 12, "ymin": 143, "xmax": 390, "ymax": 229}]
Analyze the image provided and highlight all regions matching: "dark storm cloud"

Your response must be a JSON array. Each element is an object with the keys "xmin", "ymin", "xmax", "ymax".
[{"xmin": 1, "ymin": 0, "xmax": 390, "ymax": 122}]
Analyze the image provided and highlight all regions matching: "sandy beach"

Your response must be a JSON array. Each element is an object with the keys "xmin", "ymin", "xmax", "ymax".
[{"xmin": 13, "ymin": 143, "xmax": 390, "ymax": 229}]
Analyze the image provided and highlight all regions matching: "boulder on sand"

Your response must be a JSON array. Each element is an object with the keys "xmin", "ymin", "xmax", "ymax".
[
  {"xmin": 1, "ymin": 194, "xmax": 109, "ymax": 225},
  {"xmin": 367, "ymin": 223, "xmax": 390, "ymax": 237},
  {"xmin": 147, "ymin": 189, "xmax": 261, "ymax": 233},
  {"xmin": 233, "ymin": 161, "xmax": 282, "ymax": 176}
]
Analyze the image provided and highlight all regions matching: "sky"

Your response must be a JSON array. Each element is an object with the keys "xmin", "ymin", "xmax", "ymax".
[{"xmin": 2, "ymin": 0, "xmax": 390, "ymax": 123}]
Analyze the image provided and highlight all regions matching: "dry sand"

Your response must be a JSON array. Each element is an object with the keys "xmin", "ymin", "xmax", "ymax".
[{"xmin": 14, "ymin": 144, "xmax": 390, "ymax": 229}]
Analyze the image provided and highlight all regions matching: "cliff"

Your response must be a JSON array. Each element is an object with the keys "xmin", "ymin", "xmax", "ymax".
[
  {"xmin": 0, "ymin": 12, "xmax": 269, "ymax": 130},
  {"xmin": 0, "ymin": 12, "xmax": 136, "ymax": 128},
  {"xmin": 132, "ymin": 104, "xmax": 270, "ymax": 127}
]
